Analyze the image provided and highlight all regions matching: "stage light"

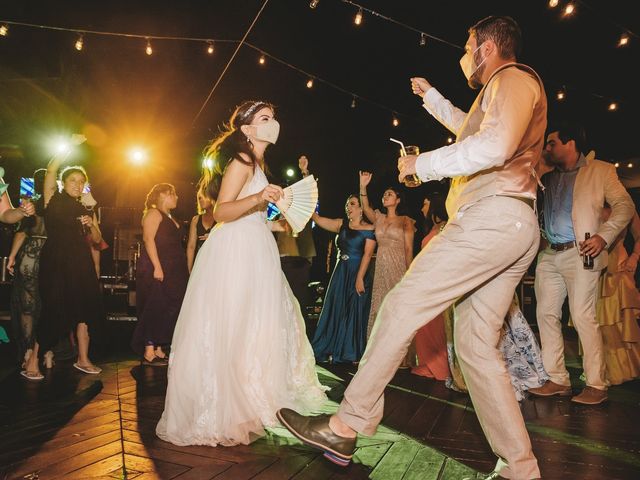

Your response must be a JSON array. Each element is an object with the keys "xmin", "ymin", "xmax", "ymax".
[
  {"xmin": 54, "ymin": 141, "xmax": 71, "ymax": 155},
  {"xmin": 563, "ymin": 3, "xmax": 575, "ymax": 16},
  {"xmin": 0, "ymin": 24, "xmax": 8, "ymax": 37},
  {"xmin": 354, "ymin": 8, "xmax": 363, "ymax": 26},
  {"xmin": 206, "ymin": 41, "xmax": 214, "ymax": 54},
  {"xmin": 608, "ymin": 102, "xmax": 618, "ymax": 111},
  {"xmin": 286, "ymin": 168, "xmax": 295, "ymax": 178},
  {"xmin": 309, "ymin": 0, "xmax": 320, "ymax": 9},
  {"xmin": 75, "ymin": 34, "xmax": 84, "ymax": 51},
  {"xmin": 128, "ymin": 147, "xmax": 148, "ymax": 165},
  {"xmin": 259, "ymin": 54, "xmax": 266, "ymax": 65},
  {"xmin": 203, "ymin": 157, "xmax": 214, "ymax": 170},
  {"xmin": 419, "ymin": 33, "xmax": 427, "ymax": 47},
  {"xmin": 145, "ymin": 39, "xmax": 153, "ymax": 56},
  {"xmin": 392, "ymin": 115, "xmax": 399, "ymax": 127},
  {"xmin": 618, "ymin": 34, "xmax": 629, "ymax": 47},
  {"xmin": 306, "ymin": 78, "xmax": 314, "ymax": 88},
  {"xmin": 548, "ymin": 0, "xmax": 559, "ymax": 8}
]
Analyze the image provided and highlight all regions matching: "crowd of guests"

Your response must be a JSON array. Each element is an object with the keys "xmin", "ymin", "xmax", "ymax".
[{"xmin": 2, "ymin": 120, "xmax": 639, "ymax": 407}]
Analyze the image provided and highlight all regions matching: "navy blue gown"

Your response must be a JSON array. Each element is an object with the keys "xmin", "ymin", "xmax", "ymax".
[{"xmin": 312, "ymin": 222, "xmax": 375, "ymax": 363}]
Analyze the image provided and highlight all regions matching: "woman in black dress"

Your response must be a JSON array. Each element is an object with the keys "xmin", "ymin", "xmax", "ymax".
[
  {"xmin": 132, "ymin": 184, "xmax": 189, "ymax": 365},
  {"xmin": 22, "ymin": 156, "xmax": 104, "ymax": 380},
  {"xmin": 186, "ymin": 186, "xmax": 215, "ymax": 273}
]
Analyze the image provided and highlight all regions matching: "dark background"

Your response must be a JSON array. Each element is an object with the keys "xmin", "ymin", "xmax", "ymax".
[{"xmin": 1, "ymin": 0, "xmax": 638, "ymax": 260}]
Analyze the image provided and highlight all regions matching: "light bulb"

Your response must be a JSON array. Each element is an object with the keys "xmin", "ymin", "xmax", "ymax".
[
  {"xmin": 564, "ymin": 3, "xmax": 575, "ymax": 16},
  {"xmin": 628, "ymin": 163, "xmax": 633, "ymax": 168},
  {"xmin": 614, "ymin": 162, "xmax": 620, "ymax": 168},
  {"xmin": 392, "ymin": 116, "xmax": 399, "ymax": 127},
  {"xmin": 0, "ymin": 24, "xmax": 8, "ymax": 36},
  {"xmin": 309, "ymin": 0, "xmax": 320, "ymax": 9},
  {"xmin": 419, "ymin": 33, "xmax": 427, "ymax": 47},
  {"xmin": 608, "ymin": 102, "xmax": 618, "ymax": 111},
  {"xmin": 145, "ymin": 39, "xmax": 153, "ymax": 56},
  {"xmin": 351, "ymin": 97, "xmax": 356, "ymax": 108},
  {"xmin": 354, "ymin": 8, "xmax": 363, "ymax": 26},
  {"xmin": 548, "ymin": 0, "xmax": 559, "ymax": 8},
  {"xmin": 447, "ymin": 137, "xmax": 453, "ymax": 144},
  {"xmin": 557, "ymin": 90, "xmax": 565, "ymax": 100},
  {"xmin": 207, "ymin": 41, "xmax": 214, "ymax": 54},
  {"xmin": 618, "ymin": 34, "xmax": 629, "ymax": 47},
  {"xmin": 306, "ymin": 78, "xmax": 314, "ymax": 88},
  {"xmin": 75, "ymin": 35, "xmax": 84, "ymax": 51},
  {"xmin": 259, "ymin": 55, "xmax": 266, "ymax": 65}
]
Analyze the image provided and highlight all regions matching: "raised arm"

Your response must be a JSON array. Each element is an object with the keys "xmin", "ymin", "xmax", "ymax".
[
  {"xmin": 355, "ymin": 238, "xmax": 376, "ymax": 295},
  {"xmin": 43, "ymin": 153, "xmax": 68, "ymax": 207},
  {"xmin": 213, "ymin": 159, "xmax": 283, "ymax": 223},
  {"xmin": 359, "ymin": 171, "xmax": 376, "ymax": 223},
  {"xmin": 186, "ymin": 215, "xmax": 198, "ymax": 273},
  {"xmin": 311, "ymin": 211, "xmax": 342, "ymax": 233},
  {"xmin": 411, "ymin": 77, "xmax": 467, "ymax": 134}
]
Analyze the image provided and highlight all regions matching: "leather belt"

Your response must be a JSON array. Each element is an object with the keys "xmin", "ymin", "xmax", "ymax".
[{"xmin": 549, "ymin": 241, "xmax": 575, "ymax": 252}]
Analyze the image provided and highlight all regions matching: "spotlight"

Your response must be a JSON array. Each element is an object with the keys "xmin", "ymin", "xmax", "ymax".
[
  {"xmin": 286, "ymin": 168, "xmax": 295, "ymax": 178},
  {"xmin": 55, "ymin": 141, "xmax": 71, "ymax": 155},
  {"xmin": 128, "ymin": 147, "xmax": 148, "ymax": 165}
]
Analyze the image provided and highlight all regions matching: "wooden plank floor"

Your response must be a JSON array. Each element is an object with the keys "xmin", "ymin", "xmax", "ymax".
[{"xmin": 0, "ymin": 350, "xmax": 638, "ymax": 479}]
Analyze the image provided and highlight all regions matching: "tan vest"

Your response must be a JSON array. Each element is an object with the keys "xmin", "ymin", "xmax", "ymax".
[{"xmin": 446, "ymin": 63, "xmax": 547, "ymax": 218}]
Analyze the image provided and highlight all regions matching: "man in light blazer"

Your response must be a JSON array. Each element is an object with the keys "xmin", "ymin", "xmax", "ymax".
[{"xmin": 530, "ymin": 121, "xmax": 634, "ymax": 404}]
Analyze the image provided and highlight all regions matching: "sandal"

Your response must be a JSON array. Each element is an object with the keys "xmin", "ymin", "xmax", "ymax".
[
  {"xmin": 141, "ymin": 356, "xmax": 168, "ymax": 366},
  {"xmin": 20, "ymin": 370, "xmax": 44, "ymax": 381},
  {"xmin": 73, "ymin": 363, "xmax": 102, "ymax": 374}
]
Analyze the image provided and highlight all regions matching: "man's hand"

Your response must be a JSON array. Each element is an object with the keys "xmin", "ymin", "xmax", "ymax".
[
  {"xmin": 410, "ymin": 77, "xmax": 432, "ymax": 98},
  {"xmin": 579, "ymin": 234, "xmax": 607, "ymax": 258},
  {"xmin": 397, "ymin": 155, "xmax": 419, "ymax": 183}
]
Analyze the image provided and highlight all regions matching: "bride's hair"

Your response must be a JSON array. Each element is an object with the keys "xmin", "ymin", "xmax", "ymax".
[{"xmin": 199, "ymin": 100, "xmax": 275, "ymax": 201}]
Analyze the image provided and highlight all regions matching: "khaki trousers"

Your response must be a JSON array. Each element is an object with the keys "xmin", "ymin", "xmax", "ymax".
[
  {"xmin": 336, "ymin": 196, "xmax": 541, "ymax": 480},
  {"xmin": 534, "ymin": 247, "xmax": 606, "ymax": 389}
]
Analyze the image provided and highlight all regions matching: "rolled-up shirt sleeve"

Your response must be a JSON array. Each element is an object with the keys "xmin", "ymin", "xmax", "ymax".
[{"xmin": 416, "ymin": 70, "xmax": 540, "ymax": 182}]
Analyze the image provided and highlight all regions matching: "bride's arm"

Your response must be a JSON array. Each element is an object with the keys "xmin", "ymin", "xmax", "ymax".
[{"xmin": 213, "ymin": 160, "xmax": 282, "ymax": 223}]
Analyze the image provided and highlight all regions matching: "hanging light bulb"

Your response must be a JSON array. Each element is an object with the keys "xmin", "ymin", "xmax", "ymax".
[
  {"xmin": 309, "ymin": 0, "xmax": 320, "ymax": 9},
  {"xmin": 351, "ymin": 97, "xmax": 357, "ymax": 108},
  {"xmin": 608, "ymin": 102, "xmax": 618, "ymax": 111},
  {"xmin": 548, "ymin": 0, "xmax": 559, "ymax": 8},
  {"xmin": 618, "ymin": 34, "xmax": 629, "ymax": 47},
  {"xmin": 557, "ymin": 90, "xmax": 565, "ymax": 100},
  {"xmin": 306, "ymin": 78, "xmax": 314, "ymax": 88},
  {"xmin": 259, "ymin": 54, "xmax": 266, "ymax": 65},
  {"xmin": 563, "ymin": 3, "xmax": 575, "ymax": 16},
  {"xmin": 206, "ymin": 41, "xmax": 214, "ymax": 54},
  {"xmin": 447, "ymin": 137, "xmax": 453, "ymax": 144},
  {"xmin": 0, "ymin": 24, "xmax": 8, "ymax": 37},
  {"xmin": 145, "ymin": 39, "xmax": 153, "ymax": 56},
  {"xmin": 74, "ymin": 34, "xmax": 84, "ymax": 51},
  {"xmin": 419, "ymin": 33, "xmax": 427, "ymax": 47},
  {"xmin": 614, "ymin": 162, "xmax": 620, "ymax": 168},
  {"xmin": 392, "ymin": 115, "xmax": 399, "ymax": 127},
  {"xmin": 354, "ymin": 8, "xmax": 363, "ymax": 26},
  {"xmin": 628, "ymin": 162, "xmax": 633, "ymax": 168}
]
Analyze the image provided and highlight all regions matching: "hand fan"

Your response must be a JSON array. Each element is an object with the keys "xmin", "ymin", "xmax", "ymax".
[{"xmin": 275, "ymin": 175, "xmax": 318, "ymax": 234}]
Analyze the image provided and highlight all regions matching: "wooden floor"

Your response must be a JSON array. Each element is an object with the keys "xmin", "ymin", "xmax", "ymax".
[{"xmin": 0, "ymin": 351, "xmax": 639, "ymax": 479}]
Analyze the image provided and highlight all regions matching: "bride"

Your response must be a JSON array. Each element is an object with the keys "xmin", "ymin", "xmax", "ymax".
[{"xmin": 156, "ymin": 101, "xmax": 327, "ymax": 446}]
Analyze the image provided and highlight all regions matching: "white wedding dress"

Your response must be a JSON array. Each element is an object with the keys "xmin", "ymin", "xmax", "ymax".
[{"xmin": 156, "ymin": 167, "xmax": 327, "ymax": 446}]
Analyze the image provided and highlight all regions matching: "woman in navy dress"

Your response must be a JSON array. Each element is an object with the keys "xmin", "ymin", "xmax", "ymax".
[
  {"xmin": 311, "ymin": 195, "xmax": 376, "ymax": 363},
  {"xmin": 132, "ymin": 183, "xmax": 189, "ymax": 365}
]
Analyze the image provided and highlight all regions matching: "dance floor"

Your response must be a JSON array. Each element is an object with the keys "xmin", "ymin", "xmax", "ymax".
[{"xmin": 0, "ymin": 347, "xmax": 639, "ymax": 479}]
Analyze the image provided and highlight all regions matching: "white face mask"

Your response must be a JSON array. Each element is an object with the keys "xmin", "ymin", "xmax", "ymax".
[
  {"xmin": 252, "ymin": 119, "xmax": 280, "ymax": 144},
  {"xmin": 459, "ymin": 43, "xmax": 487, "ymax": 89}
]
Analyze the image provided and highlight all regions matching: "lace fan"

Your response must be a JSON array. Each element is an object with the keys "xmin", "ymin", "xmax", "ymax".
[{"xmin": 275, "ymin": 175, "xmax": 318, "ymax": 234}]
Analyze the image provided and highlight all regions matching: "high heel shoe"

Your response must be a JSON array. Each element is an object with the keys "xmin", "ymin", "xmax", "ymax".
[{"xmin": 43, "ymin": 351, "xmax": 55, "ymax": 369}]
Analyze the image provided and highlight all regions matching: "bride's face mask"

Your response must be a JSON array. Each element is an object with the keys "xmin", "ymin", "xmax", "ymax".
[{"xmin": 243, "ymin": 108, "xmax": 280, "ymax": 144}]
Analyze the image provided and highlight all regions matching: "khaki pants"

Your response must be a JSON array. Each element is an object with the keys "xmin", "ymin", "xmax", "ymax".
[
  {"xmin": 336, "ymin": 196, "xmax": 541, "ymax": 480},
  {"xmin": 534, "ymin": 247, "xmax": 606, "ymax": 389}
]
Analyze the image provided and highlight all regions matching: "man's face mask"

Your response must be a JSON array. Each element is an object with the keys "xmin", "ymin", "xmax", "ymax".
[
  {"xmin": 252, "ymin": 119, "xmax": 280, "ymax": 144},
  {"xmin": 459, "ymin": 42, "xmax": 488, "ymax": 90}
]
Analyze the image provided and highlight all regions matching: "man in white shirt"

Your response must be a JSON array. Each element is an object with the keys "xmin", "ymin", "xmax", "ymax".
[{"xmin": 278, "ymin": 16, "xmax": 545, "ymax": 480}]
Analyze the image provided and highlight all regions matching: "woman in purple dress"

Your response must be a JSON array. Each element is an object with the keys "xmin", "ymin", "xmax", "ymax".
[{"xmin": 132, "ymin": 184, "xmax": 189, "ymax": 365}]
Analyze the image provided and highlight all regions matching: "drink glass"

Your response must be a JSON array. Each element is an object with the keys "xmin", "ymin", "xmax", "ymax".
[{"xmin": 402, "ymin": 145, "xmax": 422, "ymax": 188}]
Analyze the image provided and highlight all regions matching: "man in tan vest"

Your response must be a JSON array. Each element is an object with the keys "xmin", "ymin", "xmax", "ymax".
[
  {"xmin": 278, "ymin": 16, "xmax": 545, "ymax": 479},
  {"xmin": 529, "ymin": 122, "xmax": 634, "ymax": 405}
]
